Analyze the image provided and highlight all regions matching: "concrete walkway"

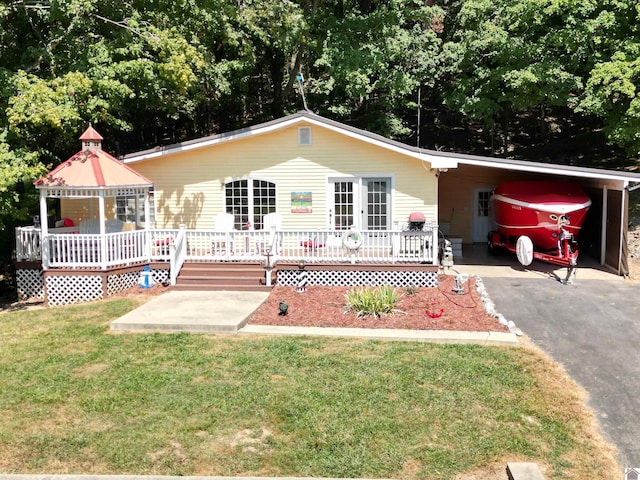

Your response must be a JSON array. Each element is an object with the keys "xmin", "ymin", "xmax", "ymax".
[
  {"xmin": 111, "ymin": 290, "xmax": 270, "ymax": 333},
  {"xmin": 241, "ymin": 324, "xmax": 517, "ymax": 345}
]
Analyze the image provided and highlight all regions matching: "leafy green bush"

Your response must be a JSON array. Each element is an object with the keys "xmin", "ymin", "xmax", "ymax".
[{"xmin": 344, "ymin": 285, "xmax": 401, "ymax": 318}]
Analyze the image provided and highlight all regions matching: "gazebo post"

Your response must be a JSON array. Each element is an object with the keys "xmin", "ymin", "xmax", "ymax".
[
  {"xmin": 39, "ymin": 189, "xmax": 50, "ymax": 269},
  {"xmin": 144, "ymin": 191, "xmax": 152, "ymax": 262},
  {"xmin": 98, "ymin": 191, "xmax": 107, "ymax": 269}
]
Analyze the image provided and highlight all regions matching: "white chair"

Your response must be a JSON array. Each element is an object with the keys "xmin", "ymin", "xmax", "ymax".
[
  {"xmin": 105, "ymin": 218, "xmax": 125, "ymax": 233},
  {"xmin": 215, "ymin": 212, "xmax": 235, "ymax": 231},
  {"xmin": 212, "ymin": 212, "xmax": 235, "ymax": 254},
  {"xmin": 79, "ymin": 218, "xmax": 125, "ymax": 234},
  {"xmin": 263, "ymin": 212, "xmax": 282, "ymax": 231},
  {"xmin": 262, "ymin": 212, "xmax": 283, "ymax": 254},
  {"xmin": 79, "ymin": 219, "xmax": 101, "ymax": 234}
]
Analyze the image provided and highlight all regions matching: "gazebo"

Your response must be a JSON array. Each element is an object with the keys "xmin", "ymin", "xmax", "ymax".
[
  {"xmin": 16, "ymin": 126, "xmax": 162, "ymax": 305},
  {"xmin": 34, "ymin": 125, "xmax": 154, "ymax": 269}
]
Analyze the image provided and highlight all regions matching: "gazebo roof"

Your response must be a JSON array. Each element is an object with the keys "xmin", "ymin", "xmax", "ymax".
[{"xmin": 34, "ymin": 127, "xmax": 153, "ymax": 190}]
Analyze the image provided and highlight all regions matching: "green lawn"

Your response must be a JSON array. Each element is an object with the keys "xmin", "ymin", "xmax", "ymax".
[{"xmin": 0, "ymin": 298, "xmax": 618, "ymax": 479}]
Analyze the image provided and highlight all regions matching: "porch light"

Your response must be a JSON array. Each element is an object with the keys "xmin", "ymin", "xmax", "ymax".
[{"xmin": 298, "ymin": 259, "xmax": 305, "ymax": 269}]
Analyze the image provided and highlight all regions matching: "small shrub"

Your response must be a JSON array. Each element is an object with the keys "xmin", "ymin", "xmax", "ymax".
[
  {"xmin": 403, "ymin": 285, "xmax": 419, "ymax": 296},
  {"xmin": 344, "ymin": 285, "xmax": 401, "ymax": 318}
]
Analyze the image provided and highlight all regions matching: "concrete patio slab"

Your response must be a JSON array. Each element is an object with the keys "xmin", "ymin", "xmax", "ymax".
[{"xmin": 110, "ymin": 290, "xmax": 270, "ymax": 333}]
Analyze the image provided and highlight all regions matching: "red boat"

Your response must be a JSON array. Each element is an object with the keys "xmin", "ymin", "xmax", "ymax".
[{"xmin": 488, "ymin": 181, "xmax": 592, "ymax": 276}]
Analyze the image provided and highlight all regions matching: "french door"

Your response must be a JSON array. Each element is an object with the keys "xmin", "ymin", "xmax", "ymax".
[{"xmin": 328, "ymin": 177, "xmax": 391, "ymax": 231}]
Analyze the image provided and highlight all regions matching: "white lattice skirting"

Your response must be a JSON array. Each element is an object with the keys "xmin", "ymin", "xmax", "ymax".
[
  {"xmin": 107, "ymin": 268, "xmax": 169, "ymax": 296},
  {"xmin": 151, "ymin": 268, "xmax": 170, "ymax": 286},
  {"xmin": 16, "ymin": 268, "xmax": 44, "ymax": 300},
  {"xmin": 107, "ymin": 271, "xmax": 140, "ymax": 296},
  {"xmin": 46, "ymin": 275, "xmax": 103, "ymax": 306},
  {"xmin": 40, "ymin": 266, "xmax": 171, "ymax": 307},
  {"xmin": 277, "ymin": 269, "xmax": 438, "ymax": 288}
]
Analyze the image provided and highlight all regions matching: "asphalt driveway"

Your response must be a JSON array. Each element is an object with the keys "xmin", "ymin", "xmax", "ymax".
[{"xmin": 480, "ymin": 270, "xmax": 640, "ymax": 469}]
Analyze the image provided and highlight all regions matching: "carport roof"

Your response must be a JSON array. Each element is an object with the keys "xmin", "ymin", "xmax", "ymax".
[{"xmin": 434, "ymin": 149, "xmax": 640, "ymax": 184}]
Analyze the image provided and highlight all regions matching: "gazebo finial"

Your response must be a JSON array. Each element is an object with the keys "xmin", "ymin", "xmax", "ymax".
[{"xmin": 79, "ymin": 124, "xmax": 104, "ymax": 151}]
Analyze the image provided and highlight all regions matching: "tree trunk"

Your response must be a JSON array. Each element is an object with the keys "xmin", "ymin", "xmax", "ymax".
[
  {"xmin": 268, "ymin": 47, "xmax": 286, "ymax": 118},
  {"xmin": 503, "ymin": 103, "xmax": 509, "ymax": 154}
]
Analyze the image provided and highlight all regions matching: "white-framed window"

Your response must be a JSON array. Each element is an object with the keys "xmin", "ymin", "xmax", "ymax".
[
  {"xmin": 116, "ymin": 191, "xmax": 155, "ymax": 225},
  {"xmin": 225, "ymin": 179, "xmax": 276, "ymax": 230},
  {"xmin": 477, "ymin": 190, "xmax": 492, "ymax": 217}
]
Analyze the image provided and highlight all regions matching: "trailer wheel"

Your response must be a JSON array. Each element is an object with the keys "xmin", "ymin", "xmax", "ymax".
[{"xmin": 516, "ymin": 235, "xmax": 534, "ymax": 266}]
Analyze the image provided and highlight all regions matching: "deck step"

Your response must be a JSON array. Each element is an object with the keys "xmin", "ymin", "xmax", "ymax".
[
  {"xmin": 174, "ymin": 261, "xmax": 274, "ymax": 291},
  {"xmin": 177, "ymin": 276, "xmax": 266, "ymax": 286},
  {"xmin": 171, "ymin": 284, "xmax": 273, "ymax": 292}
]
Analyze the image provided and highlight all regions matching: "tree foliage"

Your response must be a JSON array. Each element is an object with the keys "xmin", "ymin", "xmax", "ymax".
[
  {"xmin": 574, "ymin": 0, "xmax": 640, "ymax": 154},
  {"xmin": 0, "ymin": 0, "xmax": 639, "ymax": 233}
]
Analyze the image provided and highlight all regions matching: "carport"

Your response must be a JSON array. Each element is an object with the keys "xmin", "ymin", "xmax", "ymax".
[{"xmin": 436, "ymin": 154, "xmax": 640, "ymax": 275}]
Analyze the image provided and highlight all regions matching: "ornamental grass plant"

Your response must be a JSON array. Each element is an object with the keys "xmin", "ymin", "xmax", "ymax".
[{"xmin": 343, "ymin": 284, "xmax": 401, "ymax": 317}]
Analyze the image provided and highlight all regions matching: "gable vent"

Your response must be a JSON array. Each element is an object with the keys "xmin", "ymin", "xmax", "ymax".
[{"xmin": 298, "ymin": 126, "xmax": 312, "ymax": 146}]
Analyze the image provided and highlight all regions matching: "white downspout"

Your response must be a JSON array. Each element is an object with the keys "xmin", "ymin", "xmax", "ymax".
[{"xmin": 144, "ymin": 191, "xmax": 151, "ymax": 231}]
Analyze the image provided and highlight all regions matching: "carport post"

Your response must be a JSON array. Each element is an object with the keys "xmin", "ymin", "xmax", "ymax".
[
  {"xmin": 618, "ymin": 186, "xmax": 628, "ymax": 276},
  {"xmin": 600, "ymin": 187, "xmax": 607, "ymax": 267}
]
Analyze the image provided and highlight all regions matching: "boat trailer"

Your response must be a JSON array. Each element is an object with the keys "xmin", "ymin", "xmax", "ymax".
[{"xmin": 488, "ymin": 217, "xmax": 580, "ymax": 284}]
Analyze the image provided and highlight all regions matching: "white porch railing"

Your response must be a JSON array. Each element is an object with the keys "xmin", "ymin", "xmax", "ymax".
[
  {"xmin": 16, "ymin": 226, "xmax": 43, "ymax": 262},
  {"xmin": 169, "ymin": 227, "xmax": 187, "ymax": 286},
  {"xmin": 16, "ymin": 226, "xmax": 440, "ymax": 269}
]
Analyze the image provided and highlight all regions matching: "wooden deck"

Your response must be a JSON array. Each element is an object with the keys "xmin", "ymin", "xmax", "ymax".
[{"xmin": 15, "ymin": 226, "xmax": 442, "ymax": 305}]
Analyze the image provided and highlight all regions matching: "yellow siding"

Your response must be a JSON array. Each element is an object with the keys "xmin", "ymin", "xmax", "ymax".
[{"xmin": 131, "ymin": 122, "xmax": 438, "ymax": 229}]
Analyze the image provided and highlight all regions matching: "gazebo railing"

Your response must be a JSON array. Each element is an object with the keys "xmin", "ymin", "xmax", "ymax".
[{"xmin": 43, "ymin": 230, "xmax": 151, "ymax": 269}]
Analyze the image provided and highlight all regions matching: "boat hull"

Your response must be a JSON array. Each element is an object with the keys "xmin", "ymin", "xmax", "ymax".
[{"xmin": 491, "ymin": 181, "xmax": 591, "ymax": 251}]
